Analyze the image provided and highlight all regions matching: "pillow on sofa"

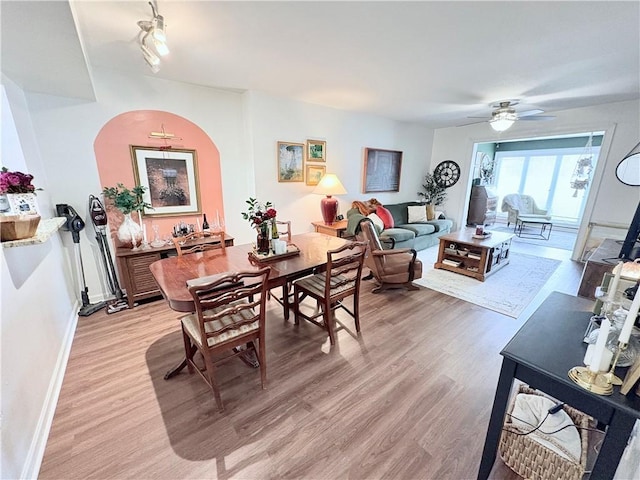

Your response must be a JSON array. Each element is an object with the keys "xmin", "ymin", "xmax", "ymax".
[
  {"xmin": 407, "ymin": 205, "xmax": 428, "ymax": 223},
  {"xmin": 376, "ymin": 205, "xmax": 395, "ymax": 229},
  {"xmin": 367, "ymin": 213, "xmax": 385, "ymax": 233}
]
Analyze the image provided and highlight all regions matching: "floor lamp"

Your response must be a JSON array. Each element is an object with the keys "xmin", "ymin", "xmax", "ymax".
[{"xmin": 313, "ymin": 173, "xmax": 347, "ymax": 225}]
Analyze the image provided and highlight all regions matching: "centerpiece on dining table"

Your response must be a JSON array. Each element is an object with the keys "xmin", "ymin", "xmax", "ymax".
[{"xmin": 242, "ymin": 197, "xmax": 278, "ymax": 254}]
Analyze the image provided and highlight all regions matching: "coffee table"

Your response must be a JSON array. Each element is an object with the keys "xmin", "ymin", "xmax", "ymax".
[
  {"xmin": 435, "ymin": 229, "xmax": 514, "ymax": 281},
  {"xmin": 515, "ymin": 214, "xmax": 553, "ymax": 240}
]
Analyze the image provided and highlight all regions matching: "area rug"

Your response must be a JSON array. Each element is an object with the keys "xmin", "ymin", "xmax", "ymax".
[{"xmin": 415, "ymin": 248, "xmax": 561, "ymax": 318}]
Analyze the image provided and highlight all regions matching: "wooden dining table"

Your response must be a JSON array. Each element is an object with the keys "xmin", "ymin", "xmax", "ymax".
[{"xmin": 149, "ymin": 232, "xmax": 353, "ymax": 377}]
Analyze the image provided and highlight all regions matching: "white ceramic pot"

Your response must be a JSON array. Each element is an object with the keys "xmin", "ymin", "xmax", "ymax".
[{"xmin": 117, "ymin": 212, "xmax": 143, "ymax": 249}]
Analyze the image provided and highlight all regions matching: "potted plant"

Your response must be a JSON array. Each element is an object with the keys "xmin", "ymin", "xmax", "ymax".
[
  {"xmin": 102, "ymin": 183, "xmax": 152, "ymax": 248},
  {"xmin": 417, "ymin": 172, "xmax": 447, "ymax": 220}
]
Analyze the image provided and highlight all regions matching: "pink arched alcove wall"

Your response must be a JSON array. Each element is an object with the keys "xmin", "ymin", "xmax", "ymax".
[{"xmin": 94, "ymin": 110, "xmax": 223, "ymax": 245}]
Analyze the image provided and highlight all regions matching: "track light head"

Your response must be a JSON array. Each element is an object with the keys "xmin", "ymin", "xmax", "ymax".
[{"xmin": 137, "ymin": 2, "xmax": 168, "ymax": 72}]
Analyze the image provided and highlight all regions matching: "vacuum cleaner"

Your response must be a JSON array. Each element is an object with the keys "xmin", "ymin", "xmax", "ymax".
[
  {"xmin": 56, "ymin": 203, "xmax": 107, "ymax": 317},
  {"xmin": 88, "ymin": 195, "xmax": 129, "ymax": 314}
]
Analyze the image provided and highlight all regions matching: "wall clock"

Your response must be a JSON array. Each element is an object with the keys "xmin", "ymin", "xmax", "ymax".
[{"xmin": 433, "ymin": 160, "xmax": 461, "ymax": 188}]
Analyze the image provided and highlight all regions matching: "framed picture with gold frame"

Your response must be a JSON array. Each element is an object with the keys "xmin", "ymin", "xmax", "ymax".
[
  {"xmin": 620, "ymin": 355, "xmax": 640, "ymax": 395},
  {"xmin": 363, "ymin": 147, "xmax": 402, "ymax": 193},
  {"xmin": 306, "ymin": 139, "xmax": 326, "ymax": 162},
  {"xmin": 131, "ymin": 146, "xmax": 201, "ymax": 217},
  {"xmin": 277, "ymin": 141, "xmax": 304, "ymax": 182},
  {"xmin": 306, "ymin": 165, "xmax": 326, "ymax": 186}
]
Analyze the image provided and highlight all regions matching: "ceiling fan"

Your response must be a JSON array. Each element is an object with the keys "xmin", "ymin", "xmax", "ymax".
[{"xmin": 462, "ymin": 100, "xmax": 555, "ymax": 132}]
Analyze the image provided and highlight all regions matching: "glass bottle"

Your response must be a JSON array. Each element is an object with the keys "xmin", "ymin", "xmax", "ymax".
[
  {"xmin": 202, "ymin": 213, "xmax": 210, "ymax": 232},
  {"xmin": 271, "ymin": 218, "xmax": 279, "ymax": 252}
]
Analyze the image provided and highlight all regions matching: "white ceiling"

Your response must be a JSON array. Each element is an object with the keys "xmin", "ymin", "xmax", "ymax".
[{"xmin": 2, "ymin": 1, "xmax": 639, "ymax": 128}]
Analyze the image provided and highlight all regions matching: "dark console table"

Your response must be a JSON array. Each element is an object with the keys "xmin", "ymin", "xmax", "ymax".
[{"xmin": 478, "ymin": 291, "xmax": 640, "ymax": 480}]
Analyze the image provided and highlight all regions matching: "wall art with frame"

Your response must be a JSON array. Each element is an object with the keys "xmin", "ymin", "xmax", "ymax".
[
  {"xmin": 306, "ymin": 165, "xmax": 326, "ymax": 186},
  {"xmin": 131, "ymin": 146, "xmax": 201, "ymax": 216},
  {"xmin": 277, "ymin": 141, "xmax": 304, "ymax": 182},
  {"xmin": 306, "ymin": 139, "xmax": 326, "ymax": 162},
  {"xmin": 363, "ymin": 147, "xmax": 402, "ymax": 193}
]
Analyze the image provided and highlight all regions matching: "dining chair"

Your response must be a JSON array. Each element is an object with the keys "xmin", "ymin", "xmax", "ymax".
[
  {"xmin": 172, "ymin": 230, "xmax": 226, "ymax": 256},
  {"xmin": 268, "ymin": 219, "xmax": 301, "ymax": 319},
  {"xmin": 274, "ymin": 220, "xmax": 292, "ymax": 243},
  {"xmin": 292, "ymin": 240, "xmax": 368, "ymax": 344},
  {"xmin": 181, "ymin": 267, "xmax": 271, "ymax": 412}
]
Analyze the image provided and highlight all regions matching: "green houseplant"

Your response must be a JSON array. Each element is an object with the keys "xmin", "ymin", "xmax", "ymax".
[
  {"xmin": 102, "ymin": 183, "xmax": 152, "ymax": 248},
  {"xmin": 417, "ymin": 172, "xmax": 447, "ymax": 220}
]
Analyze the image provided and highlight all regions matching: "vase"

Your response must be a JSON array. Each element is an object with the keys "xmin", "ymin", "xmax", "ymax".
[
  {"xmin": 426, "ymin": 204, "xmax": 436, "ymax": 221},
  {"xmin": 256, "ymin": 224, "xmax": 270, "ymax": 253},
  {"xmin": 0, "ymin": 194, "xmax": 10, "ymax": 213},
  {"xmin": 117, "ymin": 213, "xmax": 143, "ymax": 249}
]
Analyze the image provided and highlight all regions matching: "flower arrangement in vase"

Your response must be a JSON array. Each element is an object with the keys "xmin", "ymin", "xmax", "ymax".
[
  {"xmin": 0, "ymin": 167, "xmax": 42, "ymax": 216},
  {"xmin": 241, "ymin": 197, "xmax": 277, "ymax": 253},
  {"xmin": 102, "ymin": 183, "xmax": 152, "ymax": 249}
]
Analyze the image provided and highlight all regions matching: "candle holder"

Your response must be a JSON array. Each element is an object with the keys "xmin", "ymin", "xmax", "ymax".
[
  {"xmin": 568, "ymin": 366, "xmax": 613, "ymax": 395},
  {"xmin": 602, "ymin": 341, "xmax": 628, "ymax": 386}
]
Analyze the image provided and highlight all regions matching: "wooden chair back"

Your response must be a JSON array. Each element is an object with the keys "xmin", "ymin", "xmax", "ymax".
[
  {"xmin": 182, "ymin": 267, "xmax": 271, "ymax": 411},
  {"xmin": 173, "ymin": 231, "xmax": 226, "ymax": 256},
  {"xmin": 275, "ymin": 220, "xmax": 292, "ymax": 243}
]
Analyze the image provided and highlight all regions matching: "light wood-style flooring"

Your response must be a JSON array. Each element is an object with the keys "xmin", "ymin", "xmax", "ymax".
[{"xmin": 39, "ymin": 241, "xmax": 585, "ymax": 479}]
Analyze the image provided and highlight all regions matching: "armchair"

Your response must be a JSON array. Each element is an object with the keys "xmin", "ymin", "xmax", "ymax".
[
  {"xmin": 501, "ymin": 194, "xmax": 551, "ymax": 226},
  {"xmin": 356, "ymin": 219, "xmax": 423, "ymax": 293}
]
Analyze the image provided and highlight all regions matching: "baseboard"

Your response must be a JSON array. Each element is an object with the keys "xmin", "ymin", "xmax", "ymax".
[{"xmin": 21, "ymin": 300, "xmax": 80, "ymax": 480}]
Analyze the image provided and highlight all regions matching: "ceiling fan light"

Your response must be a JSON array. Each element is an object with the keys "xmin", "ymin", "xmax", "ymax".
[{"xmin": 490, "ymin": 111, "xmax": 517, "ymax": 132}]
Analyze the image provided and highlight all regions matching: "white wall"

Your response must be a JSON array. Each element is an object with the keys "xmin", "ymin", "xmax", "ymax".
[
  {"xmin": 245, "ymin": 90, "xmax": 433, "ymax": 236},
  {"xmin": 430, "ymin": 99, "xmax": 640, "ymax": 258},
  {"xmin": 1, "ymin": 78, "xmax": 78, "ymax": 480}
]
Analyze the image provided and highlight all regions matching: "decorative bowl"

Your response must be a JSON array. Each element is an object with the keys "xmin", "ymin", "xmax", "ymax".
[{"xmin": 0, "ymin": 214, "xmax": 41, "ymax": 241}]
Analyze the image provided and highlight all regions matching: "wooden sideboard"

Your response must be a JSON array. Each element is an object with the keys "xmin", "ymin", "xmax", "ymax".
[{"xmin": 115, "ymin": 233, "xmax": 234, "ymax": 308}]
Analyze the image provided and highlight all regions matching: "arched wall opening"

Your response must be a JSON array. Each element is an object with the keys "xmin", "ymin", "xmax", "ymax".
[{"xmin": 94, "ymin": 110, "xmax": 223, "ymax": 245}]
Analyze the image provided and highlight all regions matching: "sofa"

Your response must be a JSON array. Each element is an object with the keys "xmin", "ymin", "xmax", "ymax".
[{"xmin": 346, "ymin": 201, "xmax": 454, "ymax": 251}]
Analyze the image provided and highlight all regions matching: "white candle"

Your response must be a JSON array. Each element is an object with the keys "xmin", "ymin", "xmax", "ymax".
[
  {"xmin": 196, "ymin": 218, "xmax": 201, "ymax": 232},
  {"xmin": 590, "ymin": 319, "xmax": 611, "ymax": 373},
  {"xmin": 142, "ymin": 224, "xmax": 148, "ymax": 243},
  {"xmin": 583, "ymin": 343, "xmax": 594, "ymax": 366},
  {"xmin": 607, "ymin": 261, "xmax": 623, "ymax": 302},
  {"xmin": 216, "ymin": 210, "xmax": 221, "ymax": 227},
  {"xmin": 619, "ymin": 289, "xmax": 640, "ymax": 344},
  {"xmin": 599, "ymin": 348, "xmax": 614, "ymax": 372}
]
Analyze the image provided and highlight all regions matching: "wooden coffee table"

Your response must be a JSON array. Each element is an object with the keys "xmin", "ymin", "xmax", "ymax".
[{"xmin": 434, "ymin": 229, "xmax": 514, "ymax": 281}]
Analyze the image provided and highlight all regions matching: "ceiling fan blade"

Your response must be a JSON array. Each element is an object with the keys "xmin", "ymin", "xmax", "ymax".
[
  {"xmin": 518, "ymin": 109, "xmax": 544, "ymax": 117},
  {"xmin": 519, "ymin": 115, "xmax": 556, "ymax": 121},
  {"xmin": 457, "ymin": 119, "xmax": 487, "ymax": 127},
  {"xmin": 466, "ymin": 116, "xmax": 491, "ymax": 119}
]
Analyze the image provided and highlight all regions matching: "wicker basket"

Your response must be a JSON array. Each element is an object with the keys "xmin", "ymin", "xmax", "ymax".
[{"xmin": 499, "ymin": 385, "xmax": 592, "ymax": 480}]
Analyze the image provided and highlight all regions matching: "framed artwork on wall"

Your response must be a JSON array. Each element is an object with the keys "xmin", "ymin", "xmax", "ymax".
[
  {"xmin": 363, "ymin": 148, "xmax": 402, "ymax": 193},
  {"xmin": 277, "ymin": 141, "xmax": 304, "ymax": 182},
  {"xmin": 131, "ymin": 146, "xmax": 201, "ymax": 216},
  {"xmin": 306, "ymin": 139, "xmax": 326, "ymax": 162},
  {"xmin": 306, "ymin": 165, "xmax": 326, "ymax": 186}
]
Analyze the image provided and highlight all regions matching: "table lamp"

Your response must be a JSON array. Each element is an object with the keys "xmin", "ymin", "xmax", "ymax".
[{"xmin": 313, "ymin": 173, "xmax": 347, "ymax": 225}]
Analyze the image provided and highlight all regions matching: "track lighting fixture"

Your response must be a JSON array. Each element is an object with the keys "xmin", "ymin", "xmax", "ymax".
[{"xmin": 137, "ymin": 2, "xmax": 168, "ymax": 72}]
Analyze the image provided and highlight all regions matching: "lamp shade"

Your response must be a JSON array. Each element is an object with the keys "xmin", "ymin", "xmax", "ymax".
[{"xmin": 313, "ymin": 174, "xmax": 347, "ymax": 225}]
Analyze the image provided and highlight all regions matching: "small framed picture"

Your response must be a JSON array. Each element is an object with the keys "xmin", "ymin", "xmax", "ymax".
[
  {"xmin": 306, "ymin": 139, "xmax": 326, "ymax": 162},
  {"xmin": 306, "ymin": 165, "xmax": 326, "ymax": 186},
  {"xmin": 277, "ymin": 142, "xmax": 304, "ymax": 182}
]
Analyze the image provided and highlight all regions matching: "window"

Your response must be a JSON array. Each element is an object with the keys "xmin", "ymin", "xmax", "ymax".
[{"xmin": 492, "ymin": 140, "xmax": 601, "ymax": 226}]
